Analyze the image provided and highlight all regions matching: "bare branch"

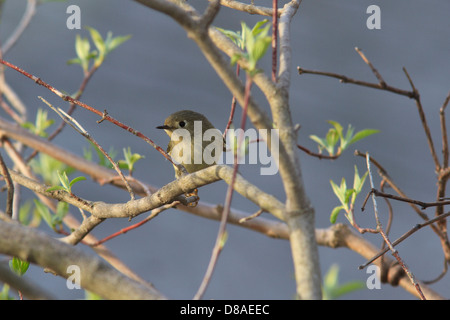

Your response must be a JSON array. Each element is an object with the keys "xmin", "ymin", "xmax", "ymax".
[
  {"xmin": 212, "ymin": 0, "xmax": 280, "ymax": 16},
  {"xmin": 277, "ymin": 0, "xmax": 301, "ymax": 89},
  {"xmin": 1, "ymin": 0, "xmax": 37, "ymax": 54}
]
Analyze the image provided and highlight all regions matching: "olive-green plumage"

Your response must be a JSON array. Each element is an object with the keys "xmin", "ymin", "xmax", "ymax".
[{"xmin": 157, "ymin": 110, "xmax": 225, "ymax": 179}]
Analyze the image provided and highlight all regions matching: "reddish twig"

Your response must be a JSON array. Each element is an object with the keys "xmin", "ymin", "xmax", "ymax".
[
  {"xmin": 194, "ymin": 75, "xmax": 253, "ymax": 300},
  {"xmin": 26, "ymin": 65, "xmax": 101, "ymax": 163},
  {"xmin": 223, "ymin": 64, "xmax": 240, "ymax": 138},
  {"xmin": 0, "ymin": 58, "xmax": 186, "ymax": 175},
  {"xmin": 91, "ymin": 201, "xmax": 180, "ymax": 246},
  {"xmin": 297, "ymin": 143, "xmax": 340, "ymax": 160},
  {"xmin": 271, "ymin": 0, "xmax": 278, "ymax": 82}
]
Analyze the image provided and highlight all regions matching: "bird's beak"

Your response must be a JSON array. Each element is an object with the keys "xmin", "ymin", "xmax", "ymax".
[{"xmin": 156, "ymin": 125, "xmax": 172, "ymax": 130}]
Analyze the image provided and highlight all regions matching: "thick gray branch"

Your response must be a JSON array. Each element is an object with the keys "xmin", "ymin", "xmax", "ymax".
[{"xmin": 0, "ymin": 220, "xmax": 165, "ymax": 299}]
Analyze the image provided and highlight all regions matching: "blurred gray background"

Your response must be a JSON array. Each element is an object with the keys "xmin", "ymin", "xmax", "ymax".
[{"xmin": 1, "ymin": 0, "xmax": 449, "ymax": 299}]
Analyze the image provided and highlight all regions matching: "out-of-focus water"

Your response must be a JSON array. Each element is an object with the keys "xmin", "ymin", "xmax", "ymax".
[{"xmin": 1, "ymin": 0, "xmax": 449, "ymax": 299}]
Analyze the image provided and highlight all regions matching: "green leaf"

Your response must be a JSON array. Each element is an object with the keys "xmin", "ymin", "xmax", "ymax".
[
  {"xmin": 251, "ymin": 25, "xmax": 271, "ymax": 62},
  {"xmin": 34, "ymin": 199, "xmax": 53, "ymax": 229},
  {"xmin": 344, "ymin": 124, "xmax": 355, "ymax": 141},
  {"xmin": 21, "ymin": 109, "xmax": 55, "ymax": 138},
  {"xmin": 1, "ymin": 284, "xmax": 13, "ymax": 300},
  {"xmin": 330, "ymin": 206, "xmax": 344, "ymax": 224},
  {"xmin": 351, "ymin": 167, "xmax": 368, "ymax": 204},
  {"xmin": 322, "ymin": 264, "xmax": 365, "ymax": 300},
  {"xmin": 69, "ymin": 176, "xmax": 87, "ymax": 188},
  {"xmin": 85, "ymin": 26, "xmax": 106, "ymax": 67},
  {"xmin": 340, "ymin": 125, "xmax": 354, "ymax": 150},
  {"xmin": 85, "ymin": 290, "xmax": 103, "ymax": 300},
  {"xmin": 105, "ymin": 33, "xmax": 132, "ymax": 54},
  {"xmin": 349, "ymin": 129, "xmax": 380, "ymax": 145},
  {"xmin": 327, "ymin": 120, "xmax": 343, "ymax": 138},
  {"xmin": 324, "ymin": 263, "xmax": 339, "ymax": 289},
  {"xmin": 330, "ymin": 178, "xmax": 348, "ymax": 207},
  {"xmin": 30, "ymin": 154, "xmax": 75, "ymax": 186},
  {"xmin": 9, "ymin": 257, "xmax": 29, "ymax": 276},
  {"xmin": 218, "ymin": 20, "xmax": 271, "ymax": 76},
  {"xmin": 344, "ymin": 189, "xmax": 355, "ymax": 205},
  {"xmin": 57, "ymin": 170, "xmax": 71, "ymax": 191},
  {"xmin": 325, "ymin": 128, "xmax": 339, "ymax": 154},
  {"xmin": 75, "ymin": 34, "xmax": 90, "ymax": 71},
  {"xmin": 45, "ymin": 185, "xmax": 67, "ymax": 192},
  {"xmin": 330, "ymin": 280, "xmax": 366, "ymax": 299},
  {"xmin": 56, "ymin": 201, "xmax": 69, "ymax": 219},
  {"xmin": 18, "ymin": 201, "xmax": 33, "ymax": 226},
  {"xmin": 230, "ymin": 52, "xmax": 243, "ymax": 66},
  {"xmin": 356, "ymin": 171, "xmax": 369, "ymax": 193},
  {"xmin": 217, "ymin": 28, "xmax": 243, "ymax": 48},
  {"xmin": 251, "ymin": 19, "xmax": 269, "ymax": 35},
  {"xmin": 309, "ymin": 134, "xmax": 327, "ymax": 151},
  {"xmin": 67, "ymin": 57, "xmax": 82, "ymax": 66}
]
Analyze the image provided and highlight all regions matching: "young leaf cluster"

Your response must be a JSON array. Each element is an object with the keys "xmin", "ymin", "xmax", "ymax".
[
  {"xmin": 46, "ymin": 170, "xmax": 86, "ymax": 194},
  {"xmin": 330, "ymin": 166, "xmax": 368, "ymax": 224},
  {"xmin": 310, "ymin": 121, "xmax": 379, "ymax": 157},
  {"xmin": 68, "ymin": 26, "xmax": 131, "ymax": 72},
  {"xmin": 322, "ymin": 264, "xmax": 365, "ymax": 300},
  {"xmin": 218, "ymin": 20, "xmax": 271, "ymax": 77},
  {"xmin": 117, "ymin": 147, "xmax": 145, "ymax": 175},
  {"xmin": 21, "ymin": 109, "xmax": 54, "ymax": 138}
]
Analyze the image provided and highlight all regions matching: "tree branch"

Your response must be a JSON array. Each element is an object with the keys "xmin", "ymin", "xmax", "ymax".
[{"xmin": 0, "ymin": 220, "xmax": 165, "ymax": 300}]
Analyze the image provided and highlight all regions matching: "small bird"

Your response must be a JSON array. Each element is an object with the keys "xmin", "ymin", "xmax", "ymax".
[{"xmin": 157, "ymin": 110, "xmax": 225, "ymax": 205}]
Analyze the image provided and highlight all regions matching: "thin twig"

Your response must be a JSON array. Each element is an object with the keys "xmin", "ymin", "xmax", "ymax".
[
  {"xmin": 362, "ymin": 188, "xmax": 450, "ymax": 211},
  {"xmin": 378, "ymin": 179, "xmax": 393, "ymax": 283},
  {"xmin": 365, "ymin": 153, "xmax": 426, "ymax": 300},
  {"xmin": 38, "ymin": 96, "xmax": 135, "ymax": 200},
  {"xmin": 354, "ymin": 150, "xmax": 447, "ymax": 238},
  {"xmin": 0, "ymin": 152, "xmax": 14, "ymax": 217},
  {"xmin": 440, "ymin": 90, "xmax": 450, "ymax": 168},
  {"xmin": 403, "ymin": 67, "xmax": 440, "ymax": 172},
  {"xmin": 1, "ymin": 0, "xmax": 37, "ymax": 54},
  {"xmin": 212, "ymin": 0, "xmax": 281, "ymax": 17},
  {"xmin": 271, "ymin": 0, "xmax": 278, "ymax": 82},
  {"xmin": 354, "ymin": 47, "xmax": 386, "ymax": 88},
  {"xmin": 0, "ymin": 58, "xmax": 187, "ymax": 176},
  {"xmin": 297, "ymin": 143, "xmax": 340, "ymax": 160},
  {"xmin": 26, "ymin": 64, "xmax": 100, "ymax": 163},
  {"xmin": 359, "ymin": 210, "xmax": 450, "ymax": 270},
  {"xmin": 297, "ymin": 66, "xmax": 415, "ymax": 98},
  {"xmin": 91, "ymin": 201, "xmax": 181, "ymax": 246},
  {"xmin": 239, "ymin": 208, "xmax": 263, "ymax": 223},
  {"xmin": 223, "ymin": 65, "xmax": 240, "ymax": 138}
]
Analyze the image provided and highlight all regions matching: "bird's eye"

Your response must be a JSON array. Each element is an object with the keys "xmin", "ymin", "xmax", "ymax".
[{"xmin": 179, "ymin": 121, "xmax": 186, "ymax": 128}]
